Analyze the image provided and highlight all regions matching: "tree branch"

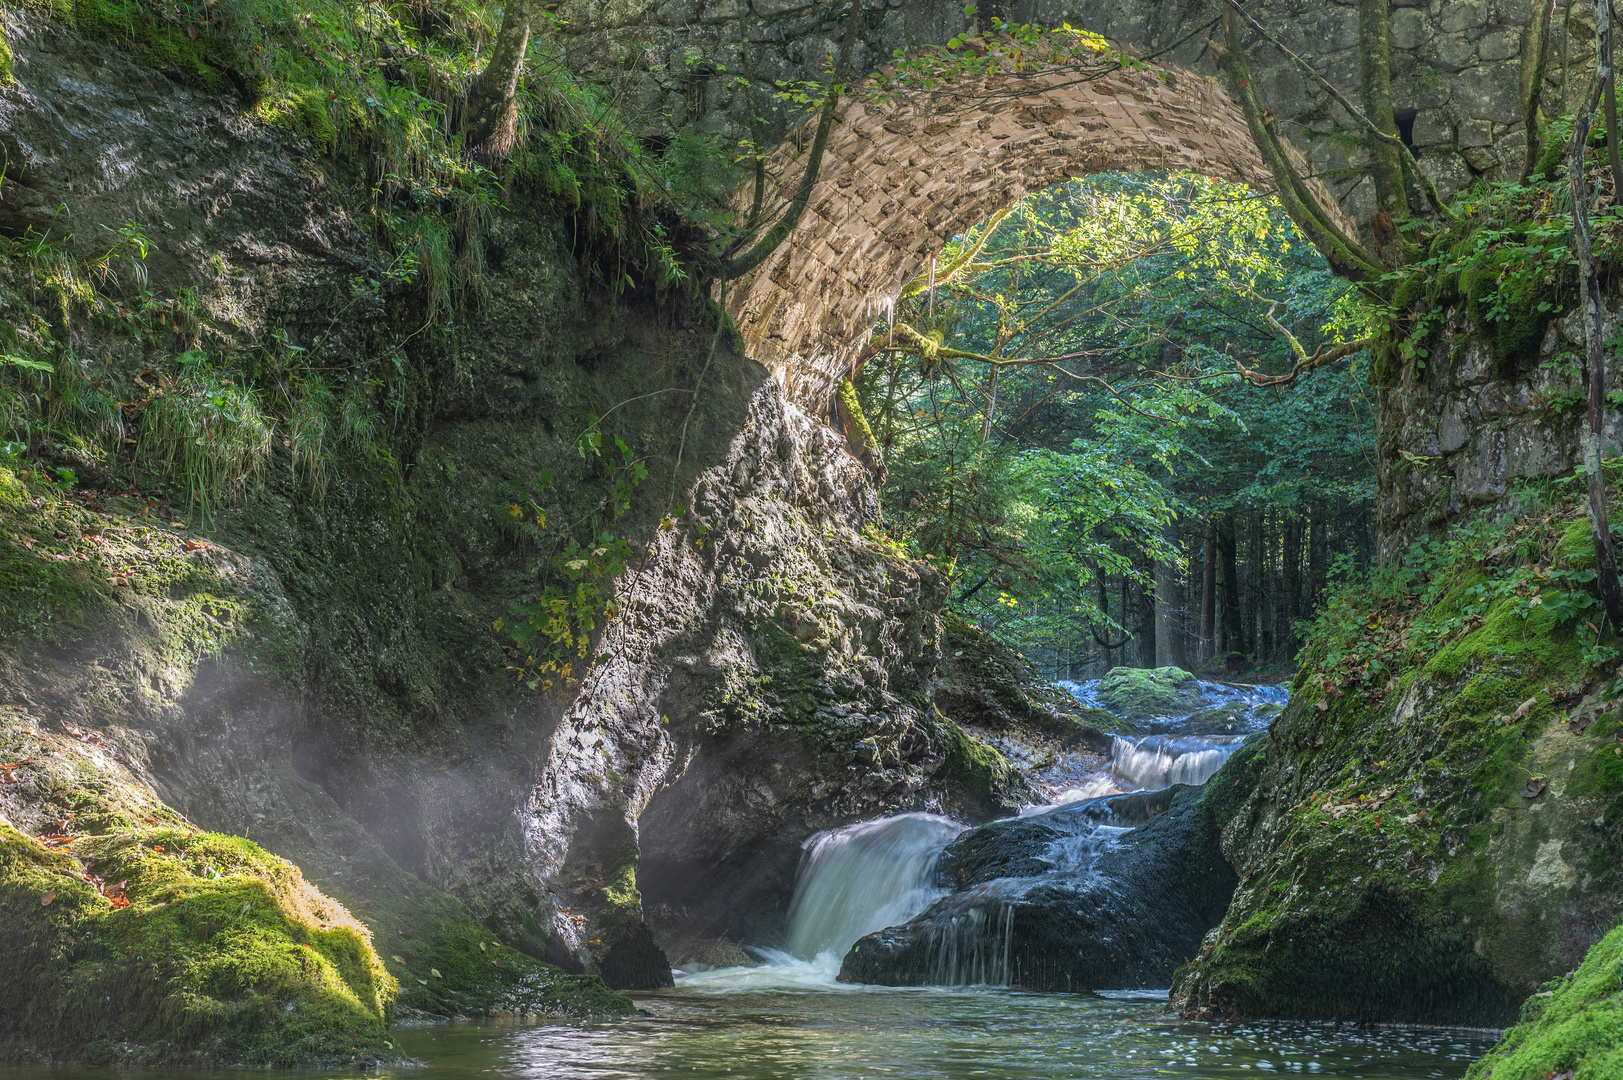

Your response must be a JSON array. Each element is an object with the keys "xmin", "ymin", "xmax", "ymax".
[
  {"xmin": 1221, "ymin": 0, "xmax": 1456, "ymax": 224},
  {"xmin": 1217, "ymin": 16, "xmax": 1386, "ymax": 283},
  {"xmin": 721, "ymin": 0, "xmax": 862, "ymax": 279}
]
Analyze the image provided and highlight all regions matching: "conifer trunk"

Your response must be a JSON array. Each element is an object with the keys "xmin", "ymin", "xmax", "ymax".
[{"xmin": 1201, "ymin": 519, "xmax": 1217, "ymax": 661}]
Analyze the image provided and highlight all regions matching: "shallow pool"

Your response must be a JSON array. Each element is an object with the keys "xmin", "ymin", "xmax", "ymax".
[{"xmin": 396, "ymin": 974, "xmax": 1496, "ymax": 1080}]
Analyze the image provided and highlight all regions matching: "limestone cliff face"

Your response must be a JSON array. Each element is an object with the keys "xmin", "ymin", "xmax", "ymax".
[
  {"xmin": 0, "ymin": 12, "xmax": 1035, "ymax": 1054},
  {"xmin": 532, "ymin": 388, "xmax": 1029, "ymax": 975}
]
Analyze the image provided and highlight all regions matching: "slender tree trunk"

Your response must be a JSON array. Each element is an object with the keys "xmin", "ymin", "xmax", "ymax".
[
  {"xmin": 463, "ymin": 0, "xmax": 536, "ymax": 155},
  {"xmin": 722, "ymin": 0, "xmax": 863, "ymax": 277},
  {"xmin": 1282, "ymin": 515, "xmax": 1302, "ymax": 658},
  {"xmin": 1135, "ymin": 572, "xmax": 1158, "ymax": 669},
  {"xmin": 1308, "ymin": 502, "xmax": 1326, "ymax": 613},
  {"xmin": 1154, "ymin": 519, "xmax": 1185, "ymax": 671},
  {"xmin": 1218, "ymin": 514, "xmax": 1243, "ymax": 670},
  {"xmin": 1571, "ymin": 0, "xmax": 1623, "ymax": 628},
  {"xmin": 1522, "ymin": 0, "xmax": 1559, "ymax": 180},
  {"xmin": 1358, "ymin": 0, "xmax": 1409, "ymax": 222},
  {"xmin": 1201, "ymin": 519, "xmax": 1217, "ymax": 661},
  {"xmin": 1251, "ymin": 511, "xmax": 1267, "ymax": 665}
]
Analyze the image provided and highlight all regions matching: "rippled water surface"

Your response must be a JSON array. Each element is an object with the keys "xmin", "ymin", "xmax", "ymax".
[
  {"xmin": 0, "ymin": 978, "xmax": 1497, "ymax": 1080},
  {"xmin": 392, "ymin": 979, "xmax": 1494, "ymax": 1080}
]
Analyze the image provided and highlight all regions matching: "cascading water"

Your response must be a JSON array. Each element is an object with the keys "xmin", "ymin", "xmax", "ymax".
[
  {"xmin": 1109, "ymin": 733, "xmax": 1248, "ymax": 788},
  {"xmin": 783, "ymin": 812, "xmax": 966, "ymax": 960},
  {"xmin": 688, "ymin": 674, "xmax": 1288, "ymax": 993}
]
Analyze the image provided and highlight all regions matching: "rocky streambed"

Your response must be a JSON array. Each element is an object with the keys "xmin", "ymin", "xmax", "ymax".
[{"xmin": 680, "ymin": 669, "xmax": 1285, "ymax": 994}]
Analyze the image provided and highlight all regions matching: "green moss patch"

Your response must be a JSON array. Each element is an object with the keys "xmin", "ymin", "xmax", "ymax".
[
  {"xmin": 937, "ymin": 716, "xmax": 1020, "ymax": 806},
  {"xmin": 1177, "ymin": 492, "xmax": 1623, "ymax": 1026},
  {"xmin": 0, "ymin": 819, "xmax": 396, "ymax": 1066},
  {"xmin": 1096, "ymin": 665, "xmax": 1202, "ymax": 720},
  {"xmin": 1466, "ymin": 923, "xmax": 1623, "ymax": 1080}
]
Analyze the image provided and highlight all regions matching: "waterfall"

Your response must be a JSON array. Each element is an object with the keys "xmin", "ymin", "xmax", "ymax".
[
  {"xmin": 927, "ymin": 898, "xmax": 1018, "ymax": 986},
  {"xmin": 1110, "ymin": 734, "xmax": 1248, "ymax": 789},
  {"xmin": 784, "ymin": 812, "xmax": 966, "ymax": 960}
]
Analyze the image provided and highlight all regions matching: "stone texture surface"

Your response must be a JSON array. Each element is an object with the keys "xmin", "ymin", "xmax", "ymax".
[
  {"xmin": 558, "ymin": 0, "xmax": 1587, "ymax": 232},
  {"xmin": 1376, "ymin": 305, "xmax": 1623, "ymax": 560},
  {"xmin": 0, "ymin": 11, "xmax": 1066, "ymax": 1006},
  {"xmin": 838, "ymin": 776, "xmax": 1244, "ymax": 991},
  {"xmin": 722, "ymin": 57, "xmax": 1347, "ymax": 407}
]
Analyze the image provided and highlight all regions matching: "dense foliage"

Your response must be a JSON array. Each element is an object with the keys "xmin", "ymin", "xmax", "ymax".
[{"xmin": 858, "ymin": 174, "xmax": 1377, "ymax": 677}]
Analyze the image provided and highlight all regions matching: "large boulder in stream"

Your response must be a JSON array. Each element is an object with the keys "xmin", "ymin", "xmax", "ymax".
[
  {"xmin": 1096, "ymin": 666, "xmax": 1206, "ymax": 720},
  {"xmin": 839, "ymin": 741, "xmax": 1267, "ymax": 991}
]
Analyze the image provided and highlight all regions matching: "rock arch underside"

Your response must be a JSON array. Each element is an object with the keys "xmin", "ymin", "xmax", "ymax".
[{"xmin": 724, "ymin": 58, "xmax": 1355, "ymax": 409}]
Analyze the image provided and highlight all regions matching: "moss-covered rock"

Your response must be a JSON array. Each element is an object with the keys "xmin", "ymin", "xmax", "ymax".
[
  {"xmin": 0, "ymin": 814, "xmax": 395, "ymax": 1067},
  {"xmin": 1174, "ymin": 499, "xmax": 1623, "ymax": 1026},
  {"xmin": 1466, "ymin": 922, "xmax": 1623, "ymax": 1080},
  {"xmin": 933, "ymin": 611, "xmax": 1136, "ymax": 744},
  {"xmin": 936, "ymin": 717, "xmax": 1024, "ymax": 817},
  {"xmin": 1096, "ymin": 665, "xmax": 1203, "ymax": 720}
]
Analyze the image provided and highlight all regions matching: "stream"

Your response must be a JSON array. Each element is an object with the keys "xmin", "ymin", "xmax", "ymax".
[{"xmin": 0, "ymin": 681, "xmax": 1500, "ymax": 1079}]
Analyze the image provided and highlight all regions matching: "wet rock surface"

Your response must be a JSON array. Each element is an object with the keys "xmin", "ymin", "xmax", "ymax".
[{"xmin": 838, "ymin": 762, "xmax": 1254, "ymax": 991}]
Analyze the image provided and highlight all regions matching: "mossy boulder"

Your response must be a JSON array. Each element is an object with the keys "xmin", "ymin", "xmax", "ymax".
[
  {"xmin": 1096, "ymin": 665, "xmax": 1204, "ymax": 720},
  {"xmin": 0, "ymin": 817, "xmax": 397, "ymax": 1067},
  {"xmin": 1174, "ymin": 500, "xmax": 1623, "ymax": 1026},
  {"xmin": 936, "ymin": 718, "xmax": 1025, "ymax": 817},
  {"xmin": 1466, "ymin": 922, "xmax": 1623, "ymax": 1080}
]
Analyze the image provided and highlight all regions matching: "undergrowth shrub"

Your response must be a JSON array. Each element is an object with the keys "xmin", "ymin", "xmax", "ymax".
[{"xmin": 1297, "ymin": 474, "xmax": 1623, "ymax": 696}]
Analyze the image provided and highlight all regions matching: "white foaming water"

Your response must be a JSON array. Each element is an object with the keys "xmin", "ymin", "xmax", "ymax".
[
  {"xmin": 676, "ymin": 949, "xmax": 852, "ymax": 992},
  {"xmin": 1110, "ymin": 733, "xmax": 1249, "ymax": 789},
  {"xmin": 1019, "ymin": 776, "xmax": 1120, "ymax": 815},
  {"xmin": 784, "ymin": 812, "xmax": 967, "ymax": 961}
]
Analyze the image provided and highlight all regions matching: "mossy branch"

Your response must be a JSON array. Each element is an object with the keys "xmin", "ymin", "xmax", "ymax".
[
  {"xmin": 1521, "ymin": 0, "xmax": 1558, "ymax": 181},
  {"xmin": 1228, "ymin": 284, "xmax": 1371, "ymax": 387},
  {"xmin": 1221, "ymin": 0, "xmax": 1456, "ymax": 226},
  {"xmin": 721, "ymin": 0, "xmax": 862, "ymax": 279},
  {"xmin": 1217, "ymin": 17, "xmax": 1387, "ymax": 284}
]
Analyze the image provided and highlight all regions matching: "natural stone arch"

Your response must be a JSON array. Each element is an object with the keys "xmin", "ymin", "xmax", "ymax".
[{"xmin": 724, "ymin": 57, "xmax": 1355, "ymax": 411}]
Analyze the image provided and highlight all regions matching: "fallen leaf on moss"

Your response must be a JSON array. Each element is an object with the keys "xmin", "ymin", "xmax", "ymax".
[
  {"xmin": 431, "ymin": 968, "xmax": 442, "ymax": 978},
  {"xmin": 39, "ymin": 891, "xmax": 55, "ymax": 906},
  {"xmin": 391, "ymin": 955, "xmax": 405, "ymax": 963},
  {"xmin": 109, "ymin": 896, "xmax": 130, "ymax": 909}
]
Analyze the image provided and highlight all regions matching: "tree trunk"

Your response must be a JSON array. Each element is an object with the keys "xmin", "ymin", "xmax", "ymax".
[
  {"xmin": 1357, "ymin": 0, "xmax": 1410, "ymax": 222},
  {"xmin": 1251, "ymin": 511, "xmax": 1267, "ymax": 665},
  {"xmin": 1134, "ymin": 572, "xmax": 1157, "ymax": 669},
  {"xmin": 1154, "ymin": 520, "xmax": 1185, "ymax": 670},
  {"xmin": 1521, "ymin": 0, "xmax": 1559, "ymax": 180},
  {"xmin": 1571, "ymin": 0, "xmax": 1623, "ymax": 629},
  {"xmin": 1282, "ymin": 515, "xmax": 1302, "ymax": 658},
  {"xmin": 1201, "ymin": 519, "xmax": 1217, "ymax": 661},
  {"xmin": 1218, "ymin": 514, "xmax": 1244, "ymax": 670},
  {"xmin": 463, "ymin": 0, "xmax": 536, "ymax": 155},
  {"xmin": 1308, "ymin": 502, "xmax": 1326, "ymax": 612}
]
